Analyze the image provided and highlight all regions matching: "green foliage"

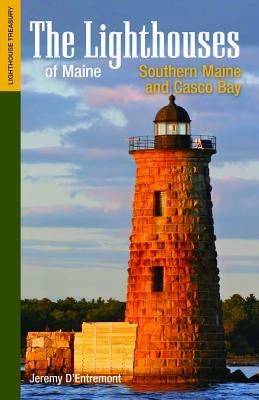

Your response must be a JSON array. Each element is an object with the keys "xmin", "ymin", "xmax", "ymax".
[
  {"xmin": 21, "ymin": 294, "xmax": 259, "ymax": 357},
  {"xmin": 222, "ymin": 294, "xmax": 259, "ymax": 355},
  {"xmin": 21, "ymin": 297, "xmax": 125, "ymax": 354}
]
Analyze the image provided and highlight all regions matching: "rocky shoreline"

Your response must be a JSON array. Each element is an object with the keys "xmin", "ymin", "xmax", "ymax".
[{"xmin": 229, "ymin": 369, "xmax": 259, "ymax": 383}]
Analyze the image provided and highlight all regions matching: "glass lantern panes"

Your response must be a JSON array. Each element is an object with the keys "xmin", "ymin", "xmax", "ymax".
[
  {"xmin": 158, "ymin": 123, "xmax": 166, "ymax": 135},
  {"xmin": 154, "ymin": 122, "xmax": 190, "ymax": 135}
]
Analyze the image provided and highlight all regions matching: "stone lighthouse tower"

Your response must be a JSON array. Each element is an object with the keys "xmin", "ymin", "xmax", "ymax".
[{"xmin": 125, "ymin": 95, "xmax": 228, "ymax": 384}]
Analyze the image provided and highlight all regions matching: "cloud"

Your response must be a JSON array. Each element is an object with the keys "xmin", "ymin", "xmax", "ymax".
[
  {"xmin": 217, "ymin": 238, "xmax": 259, "ymax": 274},
  {"xmin": 218, "ymin": 256, "xmax": 259, "ymax": 274},
  {"xmin": 22, "ymin": 146, "xmax": 124, "ymax": 163},
  {"xmin": 23, "ymin": 184, "xmax": 132, "ymax": 213},
  {"xmin": 22, "ymin": 204, "xmax": 130, "ymax": 228},
  {"xmin": 22, "ymin": 226, "xmax": 129, "ymax": 242},
  {"xmin": 22, "ymin": 122, "xmax": 92, "ymax": 149},
  {"xmin": 21, "ymin": 175, "xmax": 259, "ymax": 240},
  {"xmin": 85, "ymin": 85, "xmax": 156, "ymax": 106},
  {"xmin": 101, "ymin": 108, "xmax": 127, "ymax": 127},
  {"xmin": 211, "ymin": 161, "xmax": 259, "ymax": 181},
  {"xmin": 22, "ymin": 227, "xmax": 128, "ymax": 269},
  {"xmin": 21, "ymin": 226, "xmax": 129, "ymax": 299},
  {"xmin": 71, "ymin": 186, "xmax": 132, "ymax": 210},
  {"xmin": 21, "ymin": 92, "xmax": 84, "ymax": 131},
  {"xmin": 238, "ymin": 72, "xmax": 259, "ymax": 85},
  {"xmin": 217, "ymin": 238, "xmax": 259, "ymax": 257},
  {"xmin": 22, "ymin": 60, "xmax": 79, "ymax": 97}
]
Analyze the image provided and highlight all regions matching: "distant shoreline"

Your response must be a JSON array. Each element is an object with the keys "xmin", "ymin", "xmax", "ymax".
[{"xmin": 227, "ymin": 356, "xmax": 259, "ymax": 366}]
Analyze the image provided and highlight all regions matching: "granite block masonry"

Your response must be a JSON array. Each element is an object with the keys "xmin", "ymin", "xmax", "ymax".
[
  {"xmin": 125, "ymin": 95, "xmax": 228, "ymax": 384},
  {"xmin": 25, "ymin": 332, "xmax": 74, "ymax": 380}
]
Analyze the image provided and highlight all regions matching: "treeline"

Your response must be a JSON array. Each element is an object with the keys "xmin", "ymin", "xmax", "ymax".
[
  {"xmin": 21, "ymin": 294, "xmax": 259, "ymax": 356},
  {"xmin": 21, "ymin": 297, "xmax": 125, "ymax": 354},
  {"xmin": 222, "ymin": 294, "xmax": 259, "ymax": 356}
]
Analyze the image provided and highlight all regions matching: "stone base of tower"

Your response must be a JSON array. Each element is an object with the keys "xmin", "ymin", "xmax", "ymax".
[
  {"xmin": 131, "ymin": 325, "xmax": 229, "ymax": 384},
  {"xmin": 132, "ymin": 363, "xmax": 229, "ymax": 385},
  {"xmin": 131, "ymin": 373, "xmax": 229, "ymax": 385}
]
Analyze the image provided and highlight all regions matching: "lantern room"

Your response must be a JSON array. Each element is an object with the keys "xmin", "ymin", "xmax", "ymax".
[
  {"xmin": 128, "ymin": 94, "xmax": 216, "ymax": 153},
  {"xmin": 154, "ymin": 94, "xmax": 191, "ymax": 135},
  {"xmin": 154, "ymin": 94, "xmax": 191, "ymax": 150}
]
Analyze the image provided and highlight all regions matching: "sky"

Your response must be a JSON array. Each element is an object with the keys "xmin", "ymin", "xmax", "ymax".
[{"xmin": 21, "ymin": 0, "xmax": 259, "ymax": 300}]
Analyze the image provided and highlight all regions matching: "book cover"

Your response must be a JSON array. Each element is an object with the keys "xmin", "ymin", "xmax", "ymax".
[{"xmin": 1, "ymin": 0, "xmax": 258, "ymax": 398}]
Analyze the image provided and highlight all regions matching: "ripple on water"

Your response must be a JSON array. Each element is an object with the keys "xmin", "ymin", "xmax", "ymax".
[{"xmin": 20, "ymin": 382, "xmax": 259, "ymax": 400}]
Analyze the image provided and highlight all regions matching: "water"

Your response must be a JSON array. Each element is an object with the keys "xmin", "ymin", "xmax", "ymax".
[{"xmin": 21, "ymin": 367, "xmax": 259, "ymax": 400}]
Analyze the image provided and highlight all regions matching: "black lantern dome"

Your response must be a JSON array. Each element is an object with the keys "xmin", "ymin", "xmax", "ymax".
[{"xmin": 154, "ymin": 94, "xmax": 191, "ymax": 123}]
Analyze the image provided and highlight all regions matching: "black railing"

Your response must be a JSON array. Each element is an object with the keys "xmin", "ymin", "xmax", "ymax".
[
  {"xmin": 129, "ymin": 135, "xmax": 154, "ymax": 151},
  {"xmin": 129, "ymin": 135, "xmax": 216, "ymax": 152}
]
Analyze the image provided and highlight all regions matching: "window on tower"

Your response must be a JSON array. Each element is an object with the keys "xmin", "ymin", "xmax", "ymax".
[
  {"xmin": 152, "ymin": 266, "xmax": 164, "ymax": 292},
  {"xmin": 154, "ymin": 191, "xmax": 166, "ymax": 216}
]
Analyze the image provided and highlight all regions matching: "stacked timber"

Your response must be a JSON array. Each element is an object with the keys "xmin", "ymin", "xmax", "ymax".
[{"xmin": 74, "ymin": 322, "xmax": 137, "ymax": 379}]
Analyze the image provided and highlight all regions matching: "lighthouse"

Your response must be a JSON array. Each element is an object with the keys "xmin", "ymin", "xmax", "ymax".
[{"xmin": 125, "ymin": 95, "xmax": 228, "ymax": 384}]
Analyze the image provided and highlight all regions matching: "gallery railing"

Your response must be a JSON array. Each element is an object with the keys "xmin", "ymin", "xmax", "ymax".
[{"xmin": 128, "ymin": 135, "xmax": 216, "ymax": 153}]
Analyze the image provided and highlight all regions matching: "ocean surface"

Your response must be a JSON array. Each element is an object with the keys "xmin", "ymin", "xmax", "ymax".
[{"xmin": 21, "ymin": 366, "xmax": 259, "ymax": 400}]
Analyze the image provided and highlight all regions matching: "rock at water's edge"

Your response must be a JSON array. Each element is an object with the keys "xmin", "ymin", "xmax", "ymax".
[
  {"xmin": 248, "ymin": 373, "xmax": 259, "ymax": 383},
  {"xmin": 229, "ymin": 369, "xmax": 248, "ymax": 383}
]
